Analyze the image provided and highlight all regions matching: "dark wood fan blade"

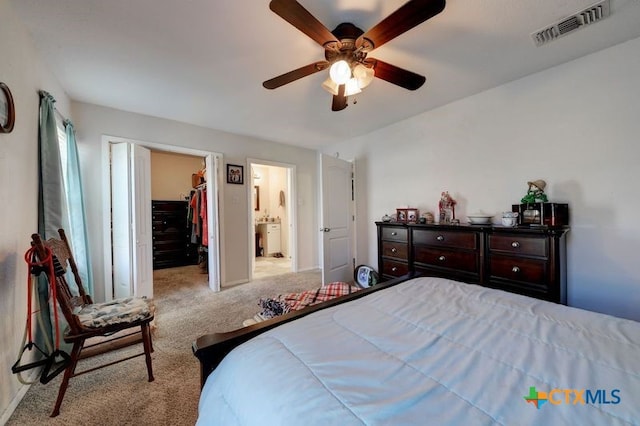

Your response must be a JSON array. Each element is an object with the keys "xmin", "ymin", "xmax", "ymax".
[
  {"xmin": 269, "ymin": 0, "xmax": 340, "ymax": 48},
  {"xmin": 357, "ymin": 0, "xmax": 446, "ymax": 51},
  {"xmin": 263, "ymin": 61, "xmax": 329, "ymax": 89},
  {"xmin": 331, "ymin": 84, "xmax": 347, "ymax": 111},
  {"xmin": 368, "ymin": 58, "xmax": 426, "ymax": 90}
]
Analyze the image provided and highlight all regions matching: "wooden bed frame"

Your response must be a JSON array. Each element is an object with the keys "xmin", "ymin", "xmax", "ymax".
[{"xmin": 191, "ymin": 273, "xmax": 417, "ymax": 387}]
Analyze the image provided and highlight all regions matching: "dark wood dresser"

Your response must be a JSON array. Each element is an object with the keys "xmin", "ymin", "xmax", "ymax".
[
  {"xmin": 377, "ymin": 223, "xmax": 410, "ymax": 280},
  {"xmin": 376, "ymin": 222, "xmax": 569, "ymax": 304},
  {"xmin": 152, "ymin": 200, "xmax": 198, "ymax": 269}
]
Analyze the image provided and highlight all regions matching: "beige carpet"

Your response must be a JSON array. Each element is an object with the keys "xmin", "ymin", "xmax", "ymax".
[{"xmin": 7, "ymin": 265, "xmax": 321, "ymax": 425}]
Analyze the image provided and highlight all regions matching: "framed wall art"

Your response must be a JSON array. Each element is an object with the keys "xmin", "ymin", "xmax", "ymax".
[
  {"xmin": 0, "ymin": 82, "xmax": 15, "ymax": 134},
  {"xmin": 226, "ymin": 164, "xmax": 244, "ymax": 184}
]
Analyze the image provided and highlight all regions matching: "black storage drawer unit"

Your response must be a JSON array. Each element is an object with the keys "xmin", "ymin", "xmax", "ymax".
[{"xmin": 152, "ymin": 200, "xmax": 198, "ymax": 269}]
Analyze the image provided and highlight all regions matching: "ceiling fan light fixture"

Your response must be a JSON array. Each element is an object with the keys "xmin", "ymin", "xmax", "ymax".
[
  {"xmin": 353, "ymin": 64, "xmax": 374, "ymax": 89},
  {"xmin": 344, "ymin": 78, "xmax": 362, "ymax": 96},
  {"xmin": 321, "ymin": 77, "xmax": 339, "ymax": 95},
  {"xmin": 329, "ymin": 60, "xmax": 351, "ymax": 85}
]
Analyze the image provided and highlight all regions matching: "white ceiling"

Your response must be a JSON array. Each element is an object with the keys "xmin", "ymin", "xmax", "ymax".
[{"xmin": 10, "ymin": 0, "xmax": 640, "ymax": 149}]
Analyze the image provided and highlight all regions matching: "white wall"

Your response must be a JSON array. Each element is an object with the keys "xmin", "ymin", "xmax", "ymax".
[
  {"xmin": 70, "ymin": 102, "xmax": 319, "ymax": 296},
  {"xmin": 150, "ymin": 151, "xmax": 203, "ymax": 201},
  {"xmin": 328, "ymin": 36, "xmax": 640, "ymax": 321},
  {"xmin": 0, "ymin": 0, "xmax": 72, "ymax": 421}
]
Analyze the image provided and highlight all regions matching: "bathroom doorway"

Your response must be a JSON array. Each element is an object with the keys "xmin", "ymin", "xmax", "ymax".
[{"xmin": 248, "ymin": 160, "xmax": 297, "ymax": 280}]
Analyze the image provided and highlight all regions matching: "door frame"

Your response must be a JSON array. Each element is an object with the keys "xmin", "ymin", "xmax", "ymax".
[
  {"xmin": 101, "ymin": 135, "xmax": 223, "ymax": 300},
  {"xmin": 246, "ymin": 158, "xmax": 298, "ymax": 280}
]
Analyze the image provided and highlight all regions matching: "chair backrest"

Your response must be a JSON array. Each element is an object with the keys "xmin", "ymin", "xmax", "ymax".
[{"xmin": 31, "ymin": 229, "xmax": 92, "ymax": 333}]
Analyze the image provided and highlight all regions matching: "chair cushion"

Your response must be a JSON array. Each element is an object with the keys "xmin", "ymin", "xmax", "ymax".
[{"xmin": 75, "ymin": 297, "xmax": 152, "ymax": 328}]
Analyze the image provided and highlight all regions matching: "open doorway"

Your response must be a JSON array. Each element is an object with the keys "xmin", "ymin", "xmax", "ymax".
[
  {"xmin": 248, "ymin": 159, "xmax": 297, "ymax": 280},
  {"xmin": 102, "ymin": 135, "xmax": 222, "ymax": 301}
]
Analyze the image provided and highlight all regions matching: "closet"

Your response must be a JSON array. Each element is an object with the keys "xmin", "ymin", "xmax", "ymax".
[{"xmin": 150, "ymin": 151, "xmax": 207, "ymax": 270}]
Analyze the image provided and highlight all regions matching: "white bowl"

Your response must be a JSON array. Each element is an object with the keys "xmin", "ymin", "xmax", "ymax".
[{"xmin": 467, "ymin": 215, "xmax": 493, "ymax": 225}]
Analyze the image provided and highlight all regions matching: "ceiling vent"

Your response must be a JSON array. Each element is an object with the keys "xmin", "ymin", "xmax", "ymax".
[{"xmin": 531, "ymin": 0, "xmax": 610, "ymax": 47}]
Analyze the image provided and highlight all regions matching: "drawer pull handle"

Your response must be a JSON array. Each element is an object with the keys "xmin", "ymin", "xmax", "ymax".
[
  {"xmin": 391, "ymin": 267, "xmax": 398, "ymax": 272},
  {"xmin": 512, "ymin": 266, "xmax": 520, "ymax": 273},
  {"xmin": 391, "ymin": 247, "xmax": 397, "ymax": 253},
  {"xmin": 511, "ymin": 241, "xmax": 520, "ymax": 248},
  {"xmin": 436, "ymin": 235, "xmax": 444, "ymax": 241},
  {"xmin": 438, "ymin": 255, "xmax": 446, "ymax": 262},
  {"xmin": 391, "ymin": 231, "xmax": 397, "ymax": 236}
]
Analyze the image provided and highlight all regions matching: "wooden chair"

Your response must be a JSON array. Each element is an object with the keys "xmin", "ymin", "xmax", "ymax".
[{"xmin": 31, "ymin": 229, "xmax": 154, "ymax": 417}]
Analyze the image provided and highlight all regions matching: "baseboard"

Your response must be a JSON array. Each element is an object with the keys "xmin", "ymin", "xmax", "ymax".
[
  {"xmin": 296, "ymin": 267, "xmax": 320, "ymax": 273},
  {"xmin": 0, "ymin": 368, "xmax": 40, "ymax": 424},
  {"xmin": 223, "ymin": 278, "xmax": 248, "ymax": 287}
]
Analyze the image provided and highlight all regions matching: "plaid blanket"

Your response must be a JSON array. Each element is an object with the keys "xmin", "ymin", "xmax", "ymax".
[{"xmin": 258, "ymin": 282, "xmax": 361, "ymax": 320}]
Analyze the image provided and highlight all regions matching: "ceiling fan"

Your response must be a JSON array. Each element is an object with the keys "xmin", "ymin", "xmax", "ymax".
[{"xmin": 262, "ymin": 0, "xmax": 446, "ymax": 111}]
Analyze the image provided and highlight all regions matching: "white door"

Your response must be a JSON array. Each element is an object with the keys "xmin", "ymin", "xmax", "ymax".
[
  {"xmin": 131, "ymin": 144, "xmax": 153, "ymax": 298},
  {"xmin": 205, "ymin": 154, "xmax": 221, "ymax": 291},
  {"xmin": 111, "ymin": 143, "xmax": 133, "ymax": 299},
  {"xmin": 111, "ymin": 143, "xmax": 153, "ymax": 299},
  {"xmin": 320, "ymin": 154, "xmax": 353, "ymax": 284}
]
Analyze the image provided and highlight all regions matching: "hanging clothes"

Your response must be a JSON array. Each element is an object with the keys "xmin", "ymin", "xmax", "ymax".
[
  {"xmin": 200, "ymin": 188, "xmax": 208, "ymax": 247},
  {"xmin": 190, "ymin": 190, "xmax": 200, "ymax": 244}
]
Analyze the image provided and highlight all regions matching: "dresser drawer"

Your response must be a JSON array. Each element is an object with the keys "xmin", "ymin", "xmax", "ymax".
[
  {"xmin": 381, "ymin": 259, "xmax": 409, "ymax": 277},
  {"xmin": 414, "ymin": 246, "xmax": 478, "ymax": 273},
  {"xmin": 412, "ymin": 229, "xmax": 477, "ymax": 250},
  {"xmin": 152, "ymin": 230, "xmax": 188, "ymax": 241},
  {"xmin": 381, "ymin": 241, "xmax": 408, "ymax": 260},
  {"xmin": 153, "ymin": 249, "xmax": 188, "ymax": 262},
  {"xmin": 489, "ymin": 234, "xmax": 547, "ymax": 257},
  {"xmin": 380, "ymin": 226, "xmax": 408, "ymax": 242},
  {"xmin": 489, "ymin": 255, "xmax": 547, "ymax": 285},
  {"xmin": 152, "ymin": 200, "xmax": 188, "ymax": 213},
  {"xmin": 153, "ymin": 240, "xmax": 189, "ymax": 252}
]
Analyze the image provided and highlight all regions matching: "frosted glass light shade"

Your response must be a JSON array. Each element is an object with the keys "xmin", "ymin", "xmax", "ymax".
[
  {"xmin": 321, "ymin": 77, "xmax": 339, "ymax": 95},
  {"xmin": 344, "ymin": 78, "xmax": 362, "ymax": 96},
  {"xmin": 353, "ymin": 64, "xmax": 374, "ymax": 89},
  {"xmin": 329, "ymin": 60, "xmax": 351, "ymax": 85}
]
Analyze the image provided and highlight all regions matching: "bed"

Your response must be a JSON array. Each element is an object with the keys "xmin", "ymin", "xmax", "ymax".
[{"xmin": 192, "ymin": 275, "xmax": 639, "ymax": 425}]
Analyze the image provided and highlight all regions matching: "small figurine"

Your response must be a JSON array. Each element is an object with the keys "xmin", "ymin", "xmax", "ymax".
[
  {"xmin": 521, "ymin": 180, "xmax": 548, "ymax": 204},
  {"xmin": 439, "ymin": 191, "xmax": 456, "ymax": 223}
]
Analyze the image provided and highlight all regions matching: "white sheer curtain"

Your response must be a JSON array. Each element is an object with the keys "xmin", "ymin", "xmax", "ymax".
[{"xmin": 63, "ymin": 119, "xmax": 93, "ymax": 294}]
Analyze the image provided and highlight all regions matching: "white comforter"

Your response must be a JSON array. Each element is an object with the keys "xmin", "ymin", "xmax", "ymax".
[{"xmin": 197, "ymin": 277, "xmax": 640, "ymax": 425}]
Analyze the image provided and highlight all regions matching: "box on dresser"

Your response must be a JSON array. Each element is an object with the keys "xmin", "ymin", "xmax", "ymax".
[{"xmin": 512, "ymin": 203, "xmax": 569, "ymax": 227}]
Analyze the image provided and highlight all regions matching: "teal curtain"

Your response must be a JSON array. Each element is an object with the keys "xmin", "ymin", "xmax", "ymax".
[
  {"xmin": 38, "ymin": 90, "xmax": 83, "ymax": 354},
  {"xmin": 37, "ymin": 91, "xmax": 67, "ymax": 353},
  {"xmin": 38, "ymin": 91, "xmax": 69, "ymax": 239},
  {"xmin": 64, "ymin": 119, "xmax": 93, "ymax": 295}
]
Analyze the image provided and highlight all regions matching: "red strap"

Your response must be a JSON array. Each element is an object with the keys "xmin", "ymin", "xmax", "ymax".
[{"xmin": 24, "ymin": 246, "xmax": 61, "ymax": 350}]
